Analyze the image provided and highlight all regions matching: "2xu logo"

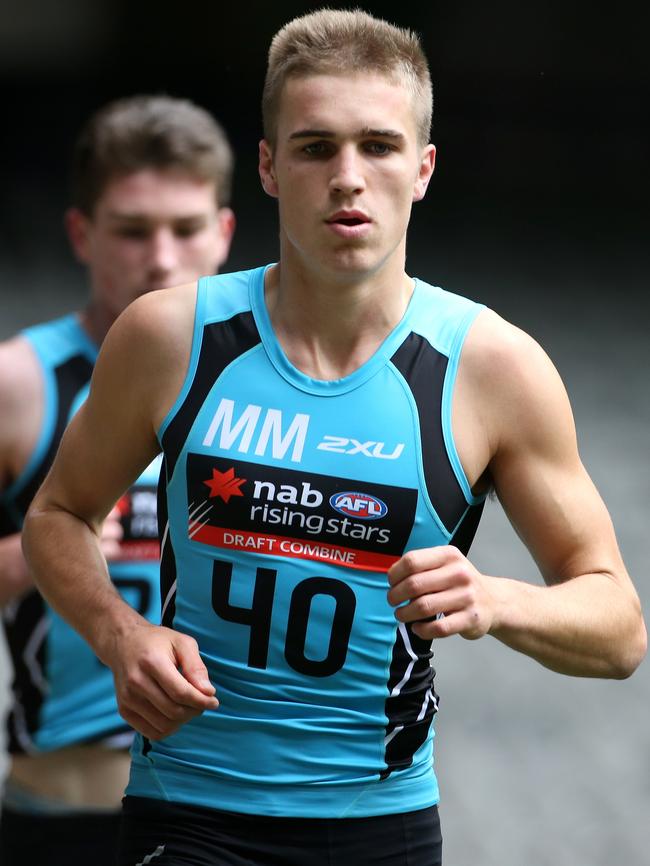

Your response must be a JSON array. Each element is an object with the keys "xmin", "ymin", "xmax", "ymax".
[
  {"xmin": 317, "ymin": 436, "xmax": 404, "ymax": 460},
  {"xmin": 329, "ymin": 492, "xmax": 388, "ymax": 520}
]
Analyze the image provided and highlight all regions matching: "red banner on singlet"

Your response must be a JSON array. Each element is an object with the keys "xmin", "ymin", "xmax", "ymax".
[{"xmin": 189, "ymin": 524, "xmax": 399, "ymax": 572}]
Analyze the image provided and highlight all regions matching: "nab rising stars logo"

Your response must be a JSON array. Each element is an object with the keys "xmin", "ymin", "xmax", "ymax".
[{"xmin": 329, "ymin": 492, "xmax": 388, "ymax": 520}]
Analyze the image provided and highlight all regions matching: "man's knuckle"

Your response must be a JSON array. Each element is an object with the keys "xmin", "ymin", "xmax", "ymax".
[
  {"xmin": 170, "ymin": 704, "xmax": 189, "ymax": 721},
  {"xmin": 460, "ymin": 585, "xmax": 476, "ymax": 606},
  {"xmin": 455, "ymin": 564, "xmax": 473, "ymax": 586},
  {"xmin": 179, "ymin": 634, "xmax": 199, "ymax": 651},
  {"xmin": 140, "ymin": 651, "xmax": 163, "ymax": 674},
  {"xmin": 401, "ymin": 551, "xmax": 420, "ymax": 573},
  {"xmin": 435, "ymin": 616, "xmax": 451, "ymax": 637},
  {"xmin": 419, "ymin": 596, "xmax": 435, "ymax": 616},
  {"xmin": 403, "ymin": 575, "xmax": 421, "ymax": 596},
  {"xmin": 122, "ymin": 673, "xmax": 142, "ymax": 694}
]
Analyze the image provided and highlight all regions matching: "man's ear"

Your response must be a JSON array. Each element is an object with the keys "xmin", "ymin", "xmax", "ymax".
[
  {"xmin": 413, "ymin": 144, "xmax": 436, "ymax": 202},
  {"xmin": 213, "ymin": 207, "xmax": 237, "ymax": 270},
  {"xmin": 65, "ymin": 207, "xmax": 93, "ymax": 264},
  {"xmin": 259, "ymin": 139, "xmax": 279, "ymax": 198}
]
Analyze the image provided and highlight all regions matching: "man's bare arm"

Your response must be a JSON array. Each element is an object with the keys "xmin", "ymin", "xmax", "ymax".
[
  {"xmin": 0, "ymin": 338, "xmax": 43, "ymax": 604},
  {"xmin": 22, "ymin": 285, "xmax": 219, "ymax": 738},
  {"xmin": 388, "ymin": 311, "xmax": 646, "ymax": 678},
  {"xmin": 0, "ymin": 535, "xmax": 32, "ymax": 605}
]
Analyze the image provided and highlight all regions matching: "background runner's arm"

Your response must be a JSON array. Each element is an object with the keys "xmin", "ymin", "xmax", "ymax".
[
  {"xmin": 0, "ymin": 534, "xmax": 32, "ymax": 605},
  {"xmin": 0, "ymin": 340, "xmax": 38, "ymax": 604},
  {"xmin": 22, "ymin": 297, "xmax": 164, "ymax": 652}
]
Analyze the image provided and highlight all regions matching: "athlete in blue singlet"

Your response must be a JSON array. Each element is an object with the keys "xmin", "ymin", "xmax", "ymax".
[
  {"xmin": 21, "ymin": 11, "xmax": 646, "ymax": 866},
  {"xmin": 2, "ymin": 315, "xmax": 161, "ymax": 756},
  {"xmin": 125, "ymin": 265, "xmax": 485, "ymax": 823},
  {"xmin": 0, "ymin": 95, "xmax": 235, "ymax": 866}
]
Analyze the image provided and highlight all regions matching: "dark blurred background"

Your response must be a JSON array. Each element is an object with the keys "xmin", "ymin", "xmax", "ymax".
[
  {"xmin": 2, "ymin": 0, "xmax": 648, "ymax": 308},
  {"xmin": 1, "ymin": 2, "xmax": 648, "ymax": 864}
]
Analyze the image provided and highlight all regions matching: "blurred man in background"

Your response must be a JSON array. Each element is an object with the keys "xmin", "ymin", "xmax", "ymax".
[{"xmin": 0, "ymin": 94, "xmax": 235, "ymax": 865}]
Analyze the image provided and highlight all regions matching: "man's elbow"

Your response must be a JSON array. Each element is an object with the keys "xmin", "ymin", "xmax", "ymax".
[
  {"xmin": 608, "ymin": 617, "xmax": 647, "ymax": 679},
  {"xmin": 21, "ymin": 495, "xmax": 59, "ymax": 560}
]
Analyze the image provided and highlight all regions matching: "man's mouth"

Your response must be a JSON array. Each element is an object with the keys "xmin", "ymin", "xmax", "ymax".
[{"xmin": 326, "ymin": 210, "xmax": 371, "ymax": 226}]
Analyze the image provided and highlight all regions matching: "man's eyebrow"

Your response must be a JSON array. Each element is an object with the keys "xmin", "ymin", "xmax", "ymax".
[
  {"xmin": 360, "ymin": 127, "xmax": 405, "ymax": 141},
  {"xmin": 105, "ymin": 212, "xmax": 206, "ymax": 222},
  {"xmin": 288, "ymin": 128, "xmax": 406, "ymax": 141},
  {"xmin": 288, "ymin": 129, "xmax": 336, "ymax": 140},
  {"xmin": 105, "ymin": 211, "xmax": 152, "ymax": 222}
]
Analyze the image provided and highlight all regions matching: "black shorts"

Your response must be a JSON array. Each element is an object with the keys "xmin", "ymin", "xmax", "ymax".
[
  {"xmin": 0, "ymin": 805, "xmax": 121, "ymax": 866},
  {"xmin": 118, "ymin": 795, "xmax": 442, "ymax": 866}
]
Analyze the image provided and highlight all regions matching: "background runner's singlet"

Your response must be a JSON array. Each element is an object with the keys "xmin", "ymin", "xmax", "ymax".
[{"xmin": 0, "ymin": 314, "xmax": 161, "ymax": 754}]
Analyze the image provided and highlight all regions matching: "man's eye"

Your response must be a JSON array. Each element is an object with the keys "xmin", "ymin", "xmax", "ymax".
[
  {"xmin": 365, "ymin": 141, "xmax": 393, "ymax": 155},
  {"xmin": 174, "ymin": 225, "xmax": 203, "ymax": 238},
  {"xmin": 303, "ymin": 141, "xmax": 330, "ymax": 156},
  {"xmin": 116, "ymin": 227, "xmax": 150, "ymax": 239}
]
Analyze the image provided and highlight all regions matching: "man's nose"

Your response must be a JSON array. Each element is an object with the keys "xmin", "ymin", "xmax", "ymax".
[
  {"xmin": 148, "ymin": 228, "xmax": 179, "ymax": 273},
  {"xmin": 329, "ymin": 146, "xmax": 365, "ymax": 196}
]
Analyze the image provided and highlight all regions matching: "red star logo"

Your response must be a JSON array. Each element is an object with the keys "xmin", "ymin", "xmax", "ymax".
[{"xmin": 203, "ymin": 467, "xmax": 246, "ymax": 503}]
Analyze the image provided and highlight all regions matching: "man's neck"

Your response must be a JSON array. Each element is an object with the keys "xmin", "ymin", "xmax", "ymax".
[
  {"xmin": 264, "ymin": 257, "xmax": 414, "ymax": 381},
  {"xmin": 78, "ymin": 303, "xmax": 113, "ymax": 347}
]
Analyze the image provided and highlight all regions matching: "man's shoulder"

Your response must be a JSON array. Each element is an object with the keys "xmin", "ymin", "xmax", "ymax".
[
  {"xmin": 462, "ymin": 308, "xmax": 550, "ymax": 377},
  {"xmin": 458, "ymin": 308, "xmax": 572, "ymax": 452},
  {"xmin": 98, "ymin": 283, "xmax": 200, "ymax": 386},
  {"xmin": 124, "ymin": 268, "xmax": 261, "ymax": 334},
  {"xmin": 411, "ymin": 281, "xmax": 547, "ymax": 375},
  {"xmin": 102, "ymin": 282, "xmax": 197, "ymax": 354},
  {"xmin": 0, "ymin": 333, "xmax": 42, "ymax": 397}
]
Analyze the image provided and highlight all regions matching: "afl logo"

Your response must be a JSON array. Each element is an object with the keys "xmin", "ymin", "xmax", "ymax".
[{"xmin": 329, "ymin": 491, "xmax": 388, "ymax": 520}]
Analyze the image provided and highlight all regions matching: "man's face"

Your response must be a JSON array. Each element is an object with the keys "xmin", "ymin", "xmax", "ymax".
[
  {"xmin": 259, "ymin": 72, "xmax": 435, "ymax": 280},
  {"xmin": 67, "ymin": 168, "xmax": 234, "ymax": 319}
]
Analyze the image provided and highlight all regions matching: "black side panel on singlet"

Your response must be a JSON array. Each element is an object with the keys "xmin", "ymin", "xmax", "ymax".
[
  {"xmin": 381, "ymin": 622, "xmax": 437, "ymax": 781},
  {"xmin": 161, "ymin": 312, "xmax": 261, "ymax": 478},
  {"xmin": 0, "ymin": 507, "xmax": 16, "ymax": 537},
  {"xmin": 157, "ymin": 312, "xmax": 261, "ymax": 630},
  {"xmin": 157, "ymin": 456, "xmax": 176, "ymax": 629},
  {"xmin": 1, "ymin": 352, "xmax": 94, "ymax": 753},
  {"xmin": 450, "ymin": 499, "xmax": 485, "ymax": 554},
  {"xmin": 390, "ymin": 333, "xmax": 469, "ymax": 533},
  {"xmin": 4, "ymin": 592, "xmax": 47, "ymax": 752},
  {"xmin": 380, "ymin": 333, "xmax": 483, "ymax": 779}
]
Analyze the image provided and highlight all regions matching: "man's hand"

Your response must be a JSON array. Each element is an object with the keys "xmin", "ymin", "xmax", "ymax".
[
  {"xmin": 387, "ymin": 546, "xmax": 498, "ymax": 641},
  {"xmin": 105, "ymin": 622, "xmax": 219, "ymax": 740}
]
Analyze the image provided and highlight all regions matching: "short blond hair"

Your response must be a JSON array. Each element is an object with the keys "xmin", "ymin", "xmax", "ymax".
[{"xmin": 263, "ymin": 9, "xmax": 432, "ymax": 147}]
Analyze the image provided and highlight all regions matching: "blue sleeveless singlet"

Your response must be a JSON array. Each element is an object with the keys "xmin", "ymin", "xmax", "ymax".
[{"xmin": 127, "ymin": 265, "xmax": 486, "ymax": 818}]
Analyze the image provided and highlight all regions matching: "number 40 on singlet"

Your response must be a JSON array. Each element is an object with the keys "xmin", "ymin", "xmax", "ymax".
[{"xmin": 211, "ymin": 561, "xmax": 356, "ymax": 677}]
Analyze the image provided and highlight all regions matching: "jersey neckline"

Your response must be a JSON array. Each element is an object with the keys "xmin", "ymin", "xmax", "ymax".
[{"xmin": 249, "ymin": 264, "xmax": 420, "ymax": 396}]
